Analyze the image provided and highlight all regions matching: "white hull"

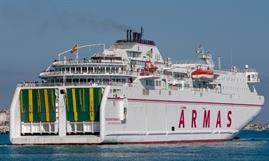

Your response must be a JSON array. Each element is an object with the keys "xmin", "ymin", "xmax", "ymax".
[{"xmin": 10, "ymin": 85, "xmax": 263, "ymax": 144}]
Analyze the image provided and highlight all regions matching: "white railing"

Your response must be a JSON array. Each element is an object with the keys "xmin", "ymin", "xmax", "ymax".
[
  {"xmin": 17, "ymin": 81, "xmax": 132, "ymax": 88},
  {"xmin": 53, "ymin": 59, "xmax": 124, "ymax": 65},
  {"xmin": 66, "ymin": 121, "xmax": 100, "ymax": 134},
  {"xmin": 39, "ymin": 70, "xmax": 138, "ymax": 77},
  {"xmin": 21, "ymin": 122, "xmax": 58, "ymax": 134}
]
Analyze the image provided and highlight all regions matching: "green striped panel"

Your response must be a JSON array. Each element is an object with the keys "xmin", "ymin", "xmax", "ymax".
[
  {"xmin": 20, "ymin": 89, "xmax": 29, "ymax": 122},
  {"xmin": 66, "ymin": 88, "xmax": 74, "ymax": 121},
  {"xmin": 93, "ymin": 88, "xmax": 102, "ymax": 121},
  {"xmin": 19, "ymin": 88, "xmax": 56, "ymax": 122},
  {"xmin": 65, "ymin": 88, "xmax": 103, "ymax": 122},
  {"xmin": 48, "ymin": 89, "xmax": 56, "ymax": 121}
]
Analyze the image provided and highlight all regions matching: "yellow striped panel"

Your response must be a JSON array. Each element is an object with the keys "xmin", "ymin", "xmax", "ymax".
[
  {"xmin": 37, "ymin": 89, "xmax": 41, "ymax": 113},
  {"xmin": 28, "ymin": 89, "xmax": 33, "ymax": 122},
  {"xmin": 72, "ymin": 88, "xmax": 78, "ymax": 121},
  {"xmin": 89, "ymin": 88, "xmax": 94, "ymax": 121},
  {"xmin": 44, "ymin": 89, "xmax": 50, "ymax": 122}
]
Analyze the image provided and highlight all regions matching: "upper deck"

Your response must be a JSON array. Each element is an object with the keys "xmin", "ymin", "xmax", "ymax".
[{"xmin": 34, "ymin": 29, "xmax": 261, "ymax": 97}]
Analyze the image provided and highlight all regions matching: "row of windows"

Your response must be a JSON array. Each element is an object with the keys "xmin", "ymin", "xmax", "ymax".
[
  {"xmin": 130, "ymin": 60, "xmax": 145, "ymax": 66},
  {"xmin": 145, "ymin": 80, "xmax": 161, "ymax": 86},
  {"xmin": 142, "ymin": 89, "xmax": 172, "ymax": 96},
  {"xmin": 49, "ymin": 78, "xmax": 127, "ymax": 84},
  {"xmin": 220, "ymin": 76, "xmax": 245, "ymax": 82},
  {"xmin": 127, "ymin": 51, "xmax": 141, "ymax": 58},
  {"xmin": 54, "ymin": 66, "xmax": 123, "ymax": 73},
  {"xmin": 222, "ymin": 86, "xmax": 250, "ymax": 92}
]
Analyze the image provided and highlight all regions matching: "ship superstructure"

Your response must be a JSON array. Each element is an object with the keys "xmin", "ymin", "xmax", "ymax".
[{"xmin": 10, "ymin": 29, "xmax": 264, "ymax": 144}]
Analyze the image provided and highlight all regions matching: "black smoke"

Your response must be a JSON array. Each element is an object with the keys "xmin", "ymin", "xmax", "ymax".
[{"xmin": 0, "ymin": 1, "xmax": 131, "ymax": 34}]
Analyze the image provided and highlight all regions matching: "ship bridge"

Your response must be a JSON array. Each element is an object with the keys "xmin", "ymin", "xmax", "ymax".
[{"xmin": 112, "ymin": 28, "xmax": 165, "ymax": 75}]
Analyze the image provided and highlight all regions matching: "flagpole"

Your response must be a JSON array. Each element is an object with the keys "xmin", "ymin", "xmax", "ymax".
[{"xmin": 76, "ymin": 43, "xmax": 79, "ymax": 60}]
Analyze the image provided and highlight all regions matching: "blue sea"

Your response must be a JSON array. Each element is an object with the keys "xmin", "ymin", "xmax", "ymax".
[{"xmin": 0, "ymin": 131, "xmax": 268, "ymax": 161}]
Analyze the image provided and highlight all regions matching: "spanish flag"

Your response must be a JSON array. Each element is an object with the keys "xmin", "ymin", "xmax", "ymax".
[{"xmin": 70, "ymin": 44, "xmax": 78, "ymax": 54}]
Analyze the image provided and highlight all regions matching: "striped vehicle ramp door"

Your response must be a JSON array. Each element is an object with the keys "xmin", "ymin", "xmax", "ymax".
[
  {"xmin": 65, "ymin": 87, "xmax": 103, "ymax": 134},
  {"xmin": 20, "ymin": 88, "xmax": 57, "ymax": 135}
]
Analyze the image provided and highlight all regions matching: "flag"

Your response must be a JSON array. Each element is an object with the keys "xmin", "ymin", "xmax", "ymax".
[{"xmin": 70, "ymin": 44, "xmax": 78, "ymax": 54}]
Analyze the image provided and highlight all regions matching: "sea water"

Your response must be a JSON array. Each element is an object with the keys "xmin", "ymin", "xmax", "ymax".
[{"xmin": 0, "ymin": 131, "xmax": 268, "ymax": 161}]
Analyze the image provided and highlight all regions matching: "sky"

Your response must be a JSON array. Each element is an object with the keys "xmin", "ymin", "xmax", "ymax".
[{"xmin": 0, "ymin": 0, "xmax": 268, "ymax": 122}]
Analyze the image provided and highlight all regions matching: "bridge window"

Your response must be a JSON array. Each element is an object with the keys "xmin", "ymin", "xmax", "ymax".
[
  {"xmin": 145, "ymin": 80, "xmax": 155, "ymax": 86},
  {"xmin": 127, "ymin": 51, "xmax": 141, "ymax": 58}
]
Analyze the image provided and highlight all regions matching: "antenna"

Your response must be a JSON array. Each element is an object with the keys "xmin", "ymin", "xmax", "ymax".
[
  {"xmin": 218, "ymin": 56, "xmax": 221, "ymax": 70},
  {"xmin": 130, "ymin": 29, "xmax": 132, "ymax": 40},
  {"xmin": 126, "ymin": 29, "xmax": 129, "ymax": 41},
  {"xmin": 230, "ymin": 48, "xmax": 233, "ymax": 69},
  {"xmin": 140, "ymin": 26, "xmax": 144, "ymax": 38}
]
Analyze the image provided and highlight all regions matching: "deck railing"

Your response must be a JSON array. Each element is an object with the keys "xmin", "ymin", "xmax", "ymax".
[{"xmin": 21, "ymin": 122, "xmax": 58, "ymax": 135}]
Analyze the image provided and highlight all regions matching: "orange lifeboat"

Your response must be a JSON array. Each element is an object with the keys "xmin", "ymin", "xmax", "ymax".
[{"xmin": 191, "ymin": 68, "xmax": 214, "ymax": 80}]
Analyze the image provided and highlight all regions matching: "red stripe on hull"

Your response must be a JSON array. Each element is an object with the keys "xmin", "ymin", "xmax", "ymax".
[{"xmin": 107, "ymin": 97, "xmax": 263, "ymax": 107}]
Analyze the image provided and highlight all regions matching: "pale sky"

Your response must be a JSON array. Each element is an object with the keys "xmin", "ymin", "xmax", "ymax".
[{"xmin": 0, "ymin": 0, "xmax": 268, "ymax": 122}]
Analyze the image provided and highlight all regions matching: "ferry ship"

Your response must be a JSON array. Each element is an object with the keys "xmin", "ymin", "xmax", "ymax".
[{"xmin": 10, "ymin": 29, "xmax": 264, "ymax": 144}]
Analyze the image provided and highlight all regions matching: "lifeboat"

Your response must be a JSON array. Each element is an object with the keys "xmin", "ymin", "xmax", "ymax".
[
  {"xmin": 144, "ymin": 60, "xmax": 158, "ymax": 73},
  {"xmin": 191, "ymin": 68, "xmax": 214, "ymax": 80}
]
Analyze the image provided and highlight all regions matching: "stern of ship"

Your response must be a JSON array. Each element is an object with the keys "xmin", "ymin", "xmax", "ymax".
[{"xmin": 9, "ymin": 85, "xmax": 110, "ymax": 144}]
